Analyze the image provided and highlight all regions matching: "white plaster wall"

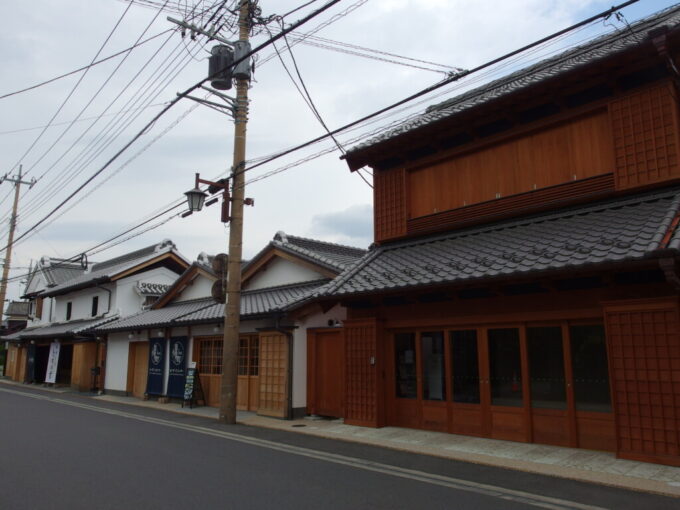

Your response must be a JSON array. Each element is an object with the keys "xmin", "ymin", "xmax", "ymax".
[
  {"xmin": 177, "ymin": 274, "xmax": 215, "ymax": 301},
  {"xmin": 53, "ymin": 284, "xmax": 114, "ymax": 322},
  {"xmin": 291, "ymin": 304, "xmax": 347, "ymax": 410},
  {"xmin": 105, "ymin": 331, "xmax": 147, "ymax": 392},
  {"xmin": 245, "ymin": 258, "xmax": 325, "ymax": 291},
  {"xmin": 115, "ymin": 266, "xmax": 182, "ymax": 316}
]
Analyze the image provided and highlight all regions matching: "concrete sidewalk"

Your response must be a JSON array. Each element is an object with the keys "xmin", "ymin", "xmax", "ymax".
[{"xmin": 4, "ymin": 379, "xmax": 680, "ymax": 498}]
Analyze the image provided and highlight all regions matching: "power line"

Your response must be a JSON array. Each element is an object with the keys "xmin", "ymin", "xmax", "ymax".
[
  {"xmin": 3, "ymin": 1, "xmax": 135, "ymax": 180},
  {"xmin": 0, "ymin": 31, "xmax": 173, "ymax": 101},
  {"xmin": 0, "ymin": 0, "xmax": 345, "ymax": 253}
]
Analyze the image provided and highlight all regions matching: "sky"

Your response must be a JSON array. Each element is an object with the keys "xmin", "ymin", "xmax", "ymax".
[{"xmin": 0, "ymin": 0, "xmax": 676, "ymax": 305}]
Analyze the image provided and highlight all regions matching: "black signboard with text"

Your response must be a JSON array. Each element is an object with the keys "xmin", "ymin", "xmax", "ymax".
[
  {"xmin": 146, "ymin": 338, "xmax": 165, "ymax": 396},
  {"xmin": 167, "ymin": 336, "xmax": 188, "ymax": 398},
  {"xmin": 182, "ymin": 365, "xmax": 205, "ymax": 408}
]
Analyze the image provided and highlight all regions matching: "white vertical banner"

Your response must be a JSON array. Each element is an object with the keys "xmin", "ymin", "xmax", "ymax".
[{"xmin": 45, "ymin": 341, "xmax": 61, "ymax": 384}]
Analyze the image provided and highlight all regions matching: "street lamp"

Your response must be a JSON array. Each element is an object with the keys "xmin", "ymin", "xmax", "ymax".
[
  {"xmin": 185, "ymin": 172, "xmax": 228, "ymax": 220},
  {"xmin": 184, "ymin": 186, "xmax": 207, "ymax": 212}
]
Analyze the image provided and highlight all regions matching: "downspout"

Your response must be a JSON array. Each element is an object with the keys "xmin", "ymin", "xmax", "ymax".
[{"xmin": 95, "ymin": 284, "xmax": 112, "ymax": 315}]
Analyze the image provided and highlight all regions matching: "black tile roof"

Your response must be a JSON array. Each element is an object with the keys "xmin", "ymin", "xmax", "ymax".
[
  {"xmin": 1, "ymin": 316, "xmax": 119, "ymax": 342},
  {"xmin": 41, "ymin": 240, "xmax": 185, "ymax": 297},
  {"xmin": 4, "ymin": 301, "xmax": 29, "ymax": 317},
  {"xmin": 95, "ymin": 279, "xmax": 329, "ymax": 332},
  {"xmin": 243, "ymin": 231, "xmax": 367, "ymax": 275},
  {"xmin": 346, "ymin": 4, "xmax": 680, "ymax": 158},
  {"xmin": 318, "ymin": 188, "xmax": 680, "ymax": 298}
]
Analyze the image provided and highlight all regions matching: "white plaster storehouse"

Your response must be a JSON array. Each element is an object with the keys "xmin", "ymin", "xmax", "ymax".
[
  {"xmin": 95, "ymin": 232, "xmax": 366, "ymax": 419},
  {"xmin": 2, "ymin": 240, "xmax": 189, "ymax": 390}
]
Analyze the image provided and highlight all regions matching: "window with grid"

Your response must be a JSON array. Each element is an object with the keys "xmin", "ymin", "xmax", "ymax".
[
  {"xmin": 198, "ymin": 338, "xmax": 223, "ymax": 375},
  {"xmin": 238, "ymin": 335, "xmax": 259, "ymax": 376}
]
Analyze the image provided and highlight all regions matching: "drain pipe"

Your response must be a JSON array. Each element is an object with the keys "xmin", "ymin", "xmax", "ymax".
[{"xmin": 95, "ymin": 284, "xmax": 112, "ymax": 315}]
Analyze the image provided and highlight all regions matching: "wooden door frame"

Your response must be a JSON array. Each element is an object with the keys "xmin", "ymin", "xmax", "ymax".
[{"xmin": 306, "ymin": 327, "xmax": 345, "ymax": 417}]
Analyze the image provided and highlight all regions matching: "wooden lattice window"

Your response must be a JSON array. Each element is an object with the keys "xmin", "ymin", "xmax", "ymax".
[
  {"xmin": 238, "ymin": 335, "xmax": 259, "ymax": 376},
  {"xmin": 199, "ymin": 337, "xmax": 223, "ymax": 375}
]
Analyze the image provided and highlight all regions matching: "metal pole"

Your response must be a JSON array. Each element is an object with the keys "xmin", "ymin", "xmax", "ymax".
[
  {"xmin": 219, "ymin": 0, "xmax": 250, "ymax": 424},
  {"xmin": 0, "ymin": 165, "xmax": 32, "ymax": 319}
]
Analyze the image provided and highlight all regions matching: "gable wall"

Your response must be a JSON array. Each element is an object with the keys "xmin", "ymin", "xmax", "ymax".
[
  {"xmin": 245, "ymin": 257, "xmax": 326, "ymax": 291},
  {"xmin": 176, "ymin": 273, "xmax": 216, "ymax": 302}
]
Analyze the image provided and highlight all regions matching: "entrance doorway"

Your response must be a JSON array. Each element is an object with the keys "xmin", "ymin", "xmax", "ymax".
[
  {"xmin": 127, "ymin": 342, "xmax": 149, "ymax": 398},
  {"xmin": 307, "ymin": 328, "xmax": 345, "ymax": 418},
  {"xmin": 237, "ymin": 334, "xmax": 259, "ymax": 411},
  {"xmin": 387, "ymin": 322, "xmax": 615, "ymax": 450}
]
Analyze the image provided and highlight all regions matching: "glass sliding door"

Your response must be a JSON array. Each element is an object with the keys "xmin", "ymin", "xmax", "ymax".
[
  {"xmin": 570, "ymin": 325, "xmax": 611, "ymax": 412},
  {"xmin": 527, "ymin": 326, "xmax": 566, "ymax": 409},
  {"xmin": 450, "ymin": 330, "xmax": 480, "ymax": 404},
  {"xmin": 421, "ymin": 331, "xmax": 445, "ymax": 401},
  {"xmin": 488, "ymin": 328, "xmax": 523, "ymax": 407},
  {"xmin": 394, "ymin": 333, "xmax": 417, "ymax": 399}
]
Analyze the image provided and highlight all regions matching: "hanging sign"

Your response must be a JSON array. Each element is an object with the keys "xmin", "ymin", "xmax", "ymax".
[
  {"xmin": 166, "ymin": 336, "xmax": 188, "ymax": 398},
  {"xmin": 146, "ymin": 338, "xmax": 165, "ymax": 396},
  {"xmin": 45, "ymin": 342, "xmax": 61, "ymax": 384}
]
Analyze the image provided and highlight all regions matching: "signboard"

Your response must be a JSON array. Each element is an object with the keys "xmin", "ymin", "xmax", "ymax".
[
  {"xmin": 146, "ymin": 338, "xmax": 165, "ymax": 396},
  {"xmin": 45, "ymin": 342, "xmax": 60, "ymax": 384},
  {"xmin": 182, "ymin": 362, "xmax": 205, "ymax": 408},
  {"xmin": 167, "ymin": 336, "xmax": 188, "ymax": 398}
]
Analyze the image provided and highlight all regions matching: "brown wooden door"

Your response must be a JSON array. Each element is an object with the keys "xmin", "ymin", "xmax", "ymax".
[
  {"xmin": 387, "ymin": 332, "xmax": 421, "ymax": 428},
  {"xmin": 309, "ymin": 329, "xmax": 344, "ymax": 418},
  {"xmin": 131, "ymin": 342, "xmax": 149, "ymax": 399}
]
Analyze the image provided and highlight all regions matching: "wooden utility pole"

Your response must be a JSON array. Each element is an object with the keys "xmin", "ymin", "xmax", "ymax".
[
  {"xmin": 219, "ymin": 0, "xmax": 250, "ymax": 424},
  {"xmin": 0, "ymin": 165, "xmax": 34, "ymax": 318}
]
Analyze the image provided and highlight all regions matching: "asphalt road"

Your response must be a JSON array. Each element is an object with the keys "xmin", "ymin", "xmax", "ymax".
[{"xmin": 0, "ymin": 385, "xmax": 677, "ymax": 510}]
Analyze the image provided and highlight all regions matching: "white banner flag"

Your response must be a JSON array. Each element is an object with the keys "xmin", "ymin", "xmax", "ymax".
[{"xmin": 45, "ymin": 342, "xmax": 60, "ymax": 384}]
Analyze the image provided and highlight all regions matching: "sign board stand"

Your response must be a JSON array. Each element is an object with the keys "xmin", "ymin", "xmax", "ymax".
[{"xmin": 182, "ymin": 362, "xmax": 205, "ymax": 408}]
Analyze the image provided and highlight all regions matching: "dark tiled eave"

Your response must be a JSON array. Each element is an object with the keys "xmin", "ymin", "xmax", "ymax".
[
  {"xmin": 344, "ymin": 4, "xmax": 680, "ymax": 168},
  {"xmin": 319, "ymin": 188, "xmax": 680, "ymax": 299}
]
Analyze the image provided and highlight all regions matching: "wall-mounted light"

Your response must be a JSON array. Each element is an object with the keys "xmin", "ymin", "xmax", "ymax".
[
  {"xmin": 157, "ymin": 330, "xmax": 164, "ymax": 337},
  {"xmin": 128, "ymin": 333, "xmax": 134, "ymax": 340}
]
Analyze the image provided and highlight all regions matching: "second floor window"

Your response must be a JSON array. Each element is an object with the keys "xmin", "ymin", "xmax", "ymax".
[
  {"xmin": 66, "ymin": 302, "xmax": 72, "ymax": 321},
  {"xmin": 91, "ymin": 296, "xmax": 99, "ymax": 317}
]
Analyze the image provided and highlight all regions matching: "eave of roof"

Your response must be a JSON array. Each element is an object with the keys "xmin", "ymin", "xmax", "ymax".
[
  {"xmin": 318, "ymin": 187, "xmax": 680, "ymax": 299},
  {"xmin": 344, "ymin": 4, "xmax": 680, "ymax": 169}
]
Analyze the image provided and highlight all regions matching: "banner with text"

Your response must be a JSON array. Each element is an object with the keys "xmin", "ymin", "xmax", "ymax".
[
  {"xmin": 167, "ymin": 336, "xmax": 188, "ymax": 398},
  {"xmin": 146, "ymin": 338, "xmax": 165, "ymax": 396},
  {"xmin": 45, "ymin": 342, "xmax": 60, "ymax": 384}
]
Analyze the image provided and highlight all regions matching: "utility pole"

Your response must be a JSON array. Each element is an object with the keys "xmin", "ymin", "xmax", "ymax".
[
  {"xmin": 0, "ymin": 165, "xmax": 35, "ymax": 318},
  {"xmin": 219, "ymin": 0, "xmax": 250, "ymax": 424}
]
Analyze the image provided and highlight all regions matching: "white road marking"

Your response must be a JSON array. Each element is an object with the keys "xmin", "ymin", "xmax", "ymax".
[{"xmin": 1, "ymin": 386, "xmax": 608, "ymax": 510}]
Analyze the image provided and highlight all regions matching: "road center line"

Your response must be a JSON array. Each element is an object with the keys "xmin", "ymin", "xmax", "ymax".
[{"xmin": 1, "ymin": 386, "xmax": 607, "ymax": 510}]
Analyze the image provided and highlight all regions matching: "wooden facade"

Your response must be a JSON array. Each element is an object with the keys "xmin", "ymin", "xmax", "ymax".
[
  {"xmin": 307, "ymin": 328, "xmax": 345, "ymax": 418},
  {"xmin": 336, "ymin": 32, "xmax": 680, "ymax": 467},
  {"xmin": 372, "ymin": 80, "xmax": 680, "ymax": 244},
  {"xmin": 71, "ymin": 342, "xmax": 97, "ymax": 392},
  {"xmin": 193, "ymin": 331, "xmax": 291, "ymax": 418}
]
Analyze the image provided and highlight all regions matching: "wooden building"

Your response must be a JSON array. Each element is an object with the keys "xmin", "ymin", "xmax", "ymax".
[{"xmin": 315, "ymin": 6, "xmax": 680, "ymax": 467}]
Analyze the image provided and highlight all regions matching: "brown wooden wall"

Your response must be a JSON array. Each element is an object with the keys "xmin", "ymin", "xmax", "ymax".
[
  {"xmin": 5, "ymin": 345, "xmax": 21, "ymax": 382},
  {"xmin": 408, "ymin": 111, "xmax": 612, "ymax": 218},
  {"xmin": 344, "ymin": 318, "xmax": 384, "ymax": 427},
  {"xmin": 257, "ymin": 331, "xmax": 289, "ymax": 419},
  {"xmin": 610, "ymin": 81, "xmax": 680, "ymax": 190},
  {"xmin": 374, "ymin": 168, "xmax": 406, "ymax": 241},
  {"xmin": 604, "ymin": 297, "xmax": 680, "ymax": 467},
  {"xmin": 372, "ymin": 79, "xmax": 680, "ymax": 243},
  {"xmin": 71, "ymin": 342, "xmax": 97, "ymax": 392}
]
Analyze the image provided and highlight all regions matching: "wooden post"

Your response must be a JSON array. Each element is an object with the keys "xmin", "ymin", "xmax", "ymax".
[{"xmin": 219, "ymin": 0, "xmax": 250, "ymax": 424}]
